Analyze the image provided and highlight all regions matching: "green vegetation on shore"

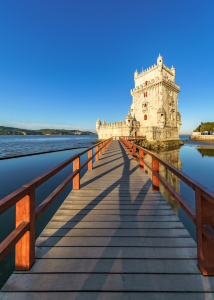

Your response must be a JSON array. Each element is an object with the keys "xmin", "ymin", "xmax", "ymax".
[
  {"xmin": 0, "ymin": 126, "xmax": 96, "ymax": 136},
  {"xmin": 194, "ymin": 122, "xmax": 214, "ymax": 134}
]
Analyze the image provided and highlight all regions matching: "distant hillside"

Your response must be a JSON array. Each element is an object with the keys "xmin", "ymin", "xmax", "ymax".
[{"xmin": 0, "ymin": 126, "xmax": 96, "ymax": 135}]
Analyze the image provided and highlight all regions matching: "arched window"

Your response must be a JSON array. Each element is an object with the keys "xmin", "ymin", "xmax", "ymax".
[{"xmin": 144, "ymin": 114, "xmax": 147, "ymax": 120}]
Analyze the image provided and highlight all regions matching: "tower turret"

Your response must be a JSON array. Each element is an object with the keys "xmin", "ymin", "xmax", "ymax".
[
  {"xmin": 157, "ymin": 54, "xmax": 163, "ymax": 72},
  {"xmin": 171, "ymin": 65, "xmax": 175, "ymax": 81},
  {"xmin": 126, "ymin": 110, "xmax": 133, "ymax": 127},
  {"xmin": 96, "ymin": 118, "xmax": 101, "ymax": 130}
]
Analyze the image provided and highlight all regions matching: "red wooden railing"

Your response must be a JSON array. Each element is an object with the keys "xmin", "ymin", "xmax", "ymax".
[
  {"xmin": 120, "ymin": 137, "xmax": 214, "ymax": 276},
  {"xmin": 0, "ymin": 138, "xmax": 112, "ymax": 270},
  {"xmin": 112, "ymin": 136, "xmax": 146, "ymax": 141}
]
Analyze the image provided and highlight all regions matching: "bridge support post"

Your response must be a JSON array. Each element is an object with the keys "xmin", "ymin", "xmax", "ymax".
[
  {"xmin": 139, "ymin": 149, "xmax": 144, "ymax": 170},
  {"xmin": 95, "ymin": 146, "xmax": 99, "ymax": 161},
  {"xmin": 152, "ymin": 157, "xmax": 159, "ymax": 191},
  {"xmin": 196, "ymin": 186, "xmax": 214, "ymax": 275},
  {"xmin": 88, "ymin": 149, "xmax": 93, "ymax": 170},
  {"xmin": 15, "ymin": 187, "xmax": 35, "ymax": 270},
  {"xmin": 133, "ymin": 145, "xmax": 136, "ymax": 161},
  {"xmin": 73, "ymin": 157, "xmax": 80, "ymax": 189},
  {"xmin": 129, "ymin": 143, "xmax": 132, "ymax": 156}
]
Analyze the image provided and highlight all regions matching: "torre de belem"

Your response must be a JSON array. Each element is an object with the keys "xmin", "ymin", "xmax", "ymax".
[{"xmin": 96, "ymin": 55, "xmax": 181, "ymax": 141}]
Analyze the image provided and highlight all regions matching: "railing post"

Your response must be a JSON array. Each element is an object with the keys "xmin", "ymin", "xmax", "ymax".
[
  {"xmin": 100, "ymin": 143, "xmax": 103, "ymax": 155},
  {"xmin": 125, "ymin": 141, "xmax": 128, "ymax": 152},
  {"xmin": 139, "ymin": 148, "xmax": 144, "ymax": 170},
  {"xmin": 195, "ymin": 186, "xmax": 214, "ymax": 275},
  {"xmin": 73, "ymin": 157, "xmax": 80, "ymax": 189},
  {"xmin": 133, "ymin": 145, "xmax": 136, "ymax": 161},
  {"xmin": 129, "ymin": 143, "xmax": 132, "ymax": 156},
  {"xmin": 152, "ymin": 157, "xmax": 159, "ymax": 191},
  {"xmin": 95, "ymin": 145, "xmax": 99, "ymax": 161},
  {"xmin": 88, "ymin": 149, "xmax": 93, "ymax": 170},
  {"xmin": 15, "ymin": 186, "xmax": 35, "ymax": 270}
]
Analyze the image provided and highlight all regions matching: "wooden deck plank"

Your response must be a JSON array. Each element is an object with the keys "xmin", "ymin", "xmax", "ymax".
[
  {"xmin": 34, "ymin": 246, "xmax": 197, "ymax": 259},
  {"xmin": 51, "ymin": 215, "xmax": 181, "ymax": 222},
  {"xmin": 53, "ymin": 209, "xmax": 177, "ymax": 216},
  {"xmin": 14, "ymin": 258, "xmax": 200, "ymax": 274},
  {"xmin": 39, "ymin": 228, "xmax": 191, "ymax": 237},
  {"xmin": 35, "ymin": 236, "xmax": 196, "ymax": 247},
  {"xmin": 1, "ymin": 292, "xmax": 213, "ymax": 300},
  {"xmin": 2, "ymin": 140, "xmax": 214, "ymax": 298},
  {"xmin": 58, "ymin": 204, "xmax": 172, "ymax": 210},
  {"xmin": 3, "ymin": 273, "xmax": 214, "ymax": 292},
  {"xmin": 45, "ymin": 221, "xmax": 185, "ymax": 228}
]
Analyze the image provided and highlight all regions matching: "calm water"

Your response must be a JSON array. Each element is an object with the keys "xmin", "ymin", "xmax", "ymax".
[
  {"xmin": 0, "ymin": 134, "xmax": 214, "ymax": 288},
  {"xmin": 0, "ymin": 135, "xmax": 98, "ymax": 158}
]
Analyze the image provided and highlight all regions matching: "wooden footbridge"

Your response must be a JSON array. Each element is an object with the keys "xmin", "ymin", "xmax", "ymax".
[{"xmin": 1, "ymin": 138, "xmax": 214, "ymax": 299}]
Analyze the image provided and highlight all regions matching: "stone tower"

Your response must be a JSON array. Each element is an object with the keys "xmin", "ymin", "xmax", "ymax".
[
  {"xmin": 96, "ymin": 55, "xmax": 181, "ymax": 141},
  {"xmin": 130, "ymin": 54, "xmax": 181, "ymax": 141}
]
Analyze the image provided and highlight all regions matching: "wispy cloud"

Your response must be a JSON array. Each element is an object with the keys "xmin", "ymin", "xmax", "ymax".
[{"xmin": 8, "ymin": 122, "xmax": 96, "ymax": 132}]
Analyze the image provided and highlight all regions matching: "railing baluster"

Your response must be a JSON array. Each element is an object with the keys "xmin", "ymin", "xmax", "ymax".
[
  {"xmin": 152, "ymin": 157, "xmax": 159, "ymax": 191},
  {"xmin": 195, "ymin": 186, "xmax": 214, "ymax": 275},
  {"xmin": 129, "ymin": 142, "xmax": 132, "ymax": 156},
  {"xmin": 96, "ymin": 146, "xmax": 99, "ymax": 161},
  {"xmin": 88, "ymin": 149, "xmax": 93, "ymax": 170},
  {"xmin": 15, "ymin": 187, "xmax": 35, "ymax": 270},
  {"xmin": 73, "ymin": 157, "xmax": 80, "ymax": 189},
  {"xmin": 100, "ymin": 143, "xmax": 103, "ymax": 155},
  {"xmin": 139, "ymin": 148, "xmax": 144, "ymax": 170},
  {"xmin": 133, "ymin": 145, "xmax": 136, "ymax": 161}
]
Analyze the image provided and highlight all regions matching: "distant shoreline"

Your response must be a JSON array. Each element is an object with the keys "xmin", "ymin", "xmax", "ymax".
[{"xmin": 0, "ymin": 125, "xmax": 96, "ymax": 136}]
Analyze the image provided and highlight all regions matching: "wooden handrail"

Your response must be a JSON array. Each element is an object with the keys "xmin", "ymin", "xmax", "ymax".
[
  {"xmin": 0, "ymin": 137, "xmax": 112, "ymax": 270},
  {"xmin": 119, "ymin": 137, "xmax": 214, "ymax": 276},
  {"xmin": 0, "ymin": 222, "xmax": 30, "ymax": 263}
]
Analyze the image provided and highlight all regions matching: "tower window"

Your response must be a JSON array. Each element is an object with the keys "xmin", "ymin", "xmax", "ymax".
[
  {"xmin": 144, "ymin": 114, "xmax": 147, "ymax": 120},
  {"xmin": 144, "ymin": 104, "xmax": 147, "ymax": 107}
]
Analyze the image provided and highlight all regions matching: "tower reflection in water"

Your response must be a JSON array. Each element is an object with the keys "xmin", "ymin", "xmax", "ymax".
[{"xmin": 143, "ymin": 148, "xmax": 182, "ymax": 216}]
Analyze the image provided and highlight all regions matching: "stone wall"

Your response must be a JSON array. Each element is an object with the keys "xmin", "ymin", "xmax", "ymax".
[{"xmin": 190, "ymin": 134, "xmax": 214, "ymax": 142}]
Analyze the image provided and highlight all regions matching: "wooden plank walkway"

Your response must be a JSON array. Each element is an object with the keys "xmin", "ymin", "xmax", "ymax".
[{"xmin": 2, "ymin": 140, "xmax": 214, "ymax": 299}]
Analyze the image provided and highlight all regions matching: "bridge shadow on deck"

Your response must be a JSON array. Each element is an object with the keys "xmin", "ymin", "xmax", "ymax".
[{"xmin": 74, "ymin": 142, "xmax": 153, "ymax": 300}]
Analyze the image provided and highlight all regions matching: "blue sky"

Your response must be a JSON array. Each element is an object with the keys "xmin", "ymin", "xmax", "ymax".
[{"xmin": 0, "ymin": 0, "xmax": 213, "ymax": 134}]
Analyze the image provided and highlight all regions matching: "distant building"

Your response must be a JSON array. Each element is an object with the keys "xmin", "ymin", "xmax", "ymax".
[{"xmin": 96, "ymin": 55, "xmax": 181, "ymax": 141}]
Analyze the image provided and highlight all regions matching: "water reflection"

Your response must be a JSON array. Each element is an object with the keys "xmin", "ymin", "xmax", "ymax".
[
  {"xmin": 197, "ymin": 148, "xmax": 214, "ymax": 157},
  {"xmin": 143, "ymin": 148, "xmax": 182, "ymax": 215}
]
